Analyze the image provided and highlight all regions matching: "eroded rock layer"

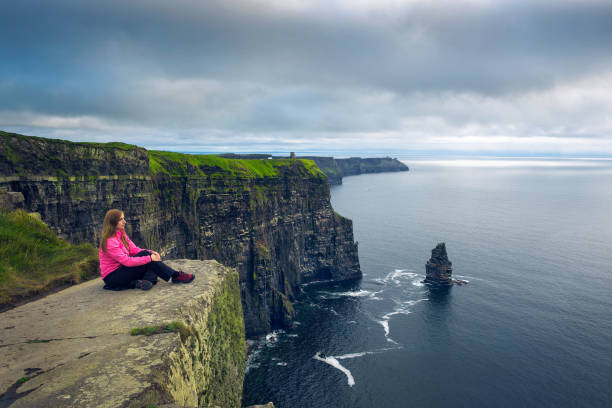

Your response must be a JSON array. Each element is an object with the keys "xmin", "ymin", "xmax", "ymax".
[{"xmin": 424, "ymin": 242, "xmax": 453, "ymax": 285}]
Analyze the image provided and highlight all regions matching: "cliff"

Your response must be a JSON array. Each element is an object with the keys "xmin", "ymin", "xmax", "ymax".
[
  {"xmin": 302, "ymin": 156, "xmax": 409, "ymax": 185},
  {"xmin": 220, "ymin": 153, "xmax": 409, "ymax": 185},
  {"xmin": 0, "ymin": 259, "xmax": 245, "ymax": 408},
  {"xmin": 0, "ymin": 131, "xmax": 361, "ymax": 336}
]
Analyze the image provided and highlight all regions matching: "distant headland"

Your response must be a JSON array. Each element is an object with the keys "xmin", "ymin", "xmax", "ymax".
[{"xmin": 219, "ymin": 153, "xmax": 409, "ymax": 185}]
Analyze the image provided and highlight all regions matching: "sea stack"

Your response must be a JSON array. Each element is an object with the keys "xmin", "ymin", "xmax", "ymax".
[
  {"xmin": 424, "ymin": 242, "xmax": 454, "ymax": 286},
  {"xmin": 424, "ymin": 243, "xmax": 468, "ymax": 286}
]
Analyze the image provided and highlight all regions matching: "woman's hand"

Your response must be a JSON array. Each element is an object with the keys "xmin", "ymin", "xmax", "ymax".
[{"xmin": 151, "ymin": 253, "xmax": 161, "ymax": 262}]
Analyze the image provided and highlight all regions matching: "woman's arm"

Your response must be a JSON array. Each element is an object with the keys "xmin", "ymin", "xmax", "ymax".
[
  {"xmin": 126, "ymin": 234, "xmax": 145, "ymax": 256},
  {"xmin": 106, "ymin": 238, "xmax": 152, "ymax": 267}
]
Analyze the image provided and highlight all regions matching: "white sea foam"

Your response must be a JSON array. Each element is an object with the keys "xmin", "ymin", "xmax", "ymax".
[
  {"xmin": 313, "ymin": 347, "xmax": 401, "ymax": 386},
  {"xmin": 335, "ymin": 348, "xmax": 396, "ymax": 359},
  {"xmin": 403, "ymin": 299, "xmax": 428, "ymax": 307},
  {"xmin": 375, "ymin": 298, "xmax": 428, "ymax": 340},
  {"xmin": 313, "ymin": 353, "xmax": 355, "ymax": 387},
  {"xmin": 378, "ymin": 319, "xmax": 390, "ymax": 336},
  {"xmin": 318, "ymin": 289, "xmax": 382, "ymax": 300},
  {"xmin": 265, "ymin": 329, "xmax": 285, "ymax": 346},
  {"xmin": 300, "ymin": 279, "xmax": 331, "ymax": 287},
  {"xmin": 335, "ymin": 289, "xmax": 379, "ymax": 298},
  {"xmin": 375, "ymin": 269, "xmax": 418, "ymax": 285}
]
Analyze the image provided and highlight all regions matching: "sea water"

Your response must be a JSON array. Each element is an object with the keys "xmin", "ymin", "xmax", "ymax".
[{"xmin": 242, "ymin": 158, "xmax": 612, "ymax": 408}]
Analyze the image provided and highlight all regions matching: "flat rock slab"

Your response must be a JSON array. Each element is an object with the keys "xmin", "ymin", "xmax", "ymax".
[{"xmin": 0, "ymin": 259, "xmax": 230, "ymax": 408}]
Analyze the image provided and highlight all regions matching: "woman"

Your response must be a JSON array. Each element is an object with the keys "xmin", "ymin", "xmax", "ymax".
[{"xmin": 99, "ymin": 209, "xmax": 194, "ymax": 290}]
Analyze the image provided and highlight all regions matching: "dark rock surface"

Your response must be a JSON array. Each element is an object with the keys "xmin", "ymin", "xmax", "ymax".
[
  {"xmin": 0, "ymin": 131, "xmax": 361, "ymax": 336},
  {"xmin": 424, "ymin": 243, "xmax": 467, "ymax": 286}
]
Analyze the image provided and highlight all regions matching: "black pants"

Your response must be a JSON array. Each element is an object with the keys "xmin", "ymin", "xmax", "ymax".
[{"xmin": 103, "ymin": 250, "xmax": 177, "ymax": 289}]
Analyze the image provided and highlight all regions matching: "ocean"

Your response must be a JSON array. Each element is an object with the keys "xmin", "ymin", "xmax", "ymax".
[{"xmin": 242, "ymin": 158, "xmax": 612, "ymax": 408}]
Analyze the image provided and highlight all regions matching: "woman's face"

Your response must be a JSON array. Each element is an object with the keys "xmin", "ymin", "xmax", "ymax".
[{"xmin": 116, "ymin": 213, "xmax": 126, "ymax": 231}]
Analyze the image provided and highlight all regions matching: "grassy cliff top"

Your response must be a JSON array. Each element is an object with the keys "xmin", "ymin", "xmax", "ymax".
[
  {"xmin": 0, "ymin": 210, "xmax": 99, "ymax": 310},
  {"xmin": 1, "ymin": 130, "xmax": 326, "ymax": 180},
  {"xmin": 149, "ymin": 150, "xmax": 326, "ymax": 179},
  {"xmin": 1, "ymin": 130, "xmax": 140, "ymax": 152}
]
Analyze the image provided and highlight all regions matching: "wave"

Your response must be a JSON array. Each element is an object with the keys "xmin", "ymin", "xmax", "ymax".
[
  {"xmin": 374, "ymin": 298, "xmax": 428, "ymax": 340},
  {"xmin": 313, "ymin": 352, "xmax": 355, "ymax": 387},
  {"xmin": 246, "ymin": 329, "xmax": 290, "ymax": 372},
  {"xmin": 317, "ymin": 289, "xmax": 383, "ymax": 301},
  {"xmin": 375, "ymin": 269, "xmax": 419, "ymax": 285},
  {"xmin": 313, "ymin": 347, "xmax": 402, "ymax": 387},
  {"xmin": 265, "ymin": 329, "xmax": 285, "ymax": 344},
  {"xmin": 334, "ymin": 289, "xmax": 383, "ymax": 299}
]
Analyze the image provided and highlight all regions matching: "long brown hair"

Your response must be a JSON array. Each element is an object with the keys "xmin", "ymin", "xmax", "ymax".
[{"xmin": 100, "ymin": 209, "xmax": 129, "ymax": 252}]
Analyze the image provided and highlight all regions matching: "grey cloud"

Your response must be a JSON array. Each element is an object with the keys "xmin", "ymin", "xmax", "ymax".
[{"xmin": 1, "ymin": 0, "xmax": 612, "ymax": 153}]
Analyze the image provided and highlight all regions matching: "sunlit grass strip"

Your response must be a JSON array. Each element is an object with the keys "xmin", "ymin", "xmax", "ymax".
[{"xmin": 149, "ymin": 150, "xmax": 325, "ymax": 179}]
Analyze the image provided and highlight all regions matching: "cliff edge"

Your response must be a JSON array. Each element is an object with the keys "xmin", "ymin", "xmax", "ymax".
[
  {"xmin": 0, "ymin": 131, "xmax": 361, "ymax": 336},
  {"xmin": 303, "ymin": 156, "xmax": 409, "ymax": 185},
  {"xmin": 0, "ymin": 259, "xmax": 246, "ymax": 408}
]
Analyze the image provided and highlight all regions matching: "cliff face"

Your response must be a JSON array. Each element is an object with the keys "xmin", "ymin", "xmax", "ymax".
[
  {"xmin": 302, "ymin": 156, "xmax": 409, "ymax": 185},
  {"xmin": 0, "ymin": 131, "xmax": 361, "ymax": 336}
]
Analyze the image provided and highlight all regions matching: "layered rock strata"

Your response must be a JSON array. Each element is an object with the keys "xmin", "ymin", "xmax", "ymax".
[
  {"xmin": 0, "ymin": 131, "xmax": 361, "ymax": 336},
  {"xmin": 424, "ymin": 243, "xmax": 467, "ymax": 286},
  {"xmin": 0, "ymin": 259, "xmax": 246, "ymax": 408}
]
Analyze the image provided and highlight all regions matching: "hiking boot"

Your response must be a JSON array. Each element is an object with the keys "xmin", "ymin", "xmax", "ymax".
[
  {"xmin": 132, "ymin": 280, "xmax": 153, "ymax": 290},
  {"xmin": 172, "ymin": 271, "xmax": 195, "ymax": 284}
]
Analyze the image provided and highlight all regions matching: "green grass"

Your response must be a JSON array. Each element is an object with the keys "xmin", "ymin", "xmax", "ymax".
[
  {"xmin": 148, "ymin": 150, "xmax": 326, "ymax": 179},
  {"xmin": 1, "ymin": 130, "xmax": 139, "ymax": 152},
  {"xmin": 0, "ymin": 210, "xmax": 99, "ymax": 308},
  {"xmin": 79, "ymin": 141, "xmax": 140, "ymax": 151},
  {"xmin": 130, "ymin": 321, "xmax": 192, "ymax": 341}
]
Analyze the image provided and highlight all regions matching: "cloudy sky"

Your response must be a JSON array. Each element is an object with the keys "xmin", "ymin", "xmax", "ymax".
[{"xmin": 1, "ymin": 0, "xmax": 612, "ymax": 156}]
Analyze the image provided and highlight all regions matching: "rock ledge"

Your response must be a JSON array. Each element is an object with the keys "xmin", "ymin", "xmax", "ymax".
[{"xmin": 0, "ymin": 259, "xmax": 246, "ymax": 408}]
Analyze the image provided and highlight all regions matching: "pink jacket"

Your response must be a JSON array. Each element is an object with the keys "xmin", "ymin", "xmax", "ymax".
[{"xmin": 99, "ymin": 230, "xmax": 151, "ymax": 278}]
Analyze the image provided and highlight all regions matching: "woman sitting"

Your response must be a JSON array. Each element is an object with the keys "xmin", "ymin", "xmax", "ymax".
[{"xmin": 99, "ymin": 209, "xmax": 194, "ymax": 290}]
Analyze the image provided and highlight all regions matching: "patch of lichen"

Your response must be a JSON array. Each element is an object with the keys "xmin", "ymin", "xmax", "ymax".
[
  {"xmin": 255, "ymin": 241, "xmax": 272, "ymax": 261},
  {"xmin": 130, "ymin": 321, "xmax": 193, "ymax": 342},
  {"xmin": 199, "ymin": 269, "xmax": 246, "ymax": 408}
]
